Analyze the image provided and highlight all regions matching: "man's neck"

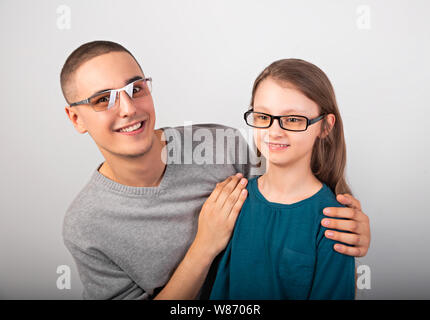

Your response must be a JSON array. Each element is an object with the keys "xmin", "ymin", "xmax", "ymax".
[
  {"xmin": 259, "ymin": 157, "xmax": 322, "ymax": 205},
  {"xmin": 98, "ymin": 129, "xmax": 167, "ymax": 187}
]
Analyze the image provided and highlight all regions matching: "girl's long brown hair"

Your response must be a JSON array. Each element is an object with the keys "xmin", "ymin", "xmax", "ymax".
[{"xmin": 250, "ymin": 58, "xmax": 352, "ymax": 195}]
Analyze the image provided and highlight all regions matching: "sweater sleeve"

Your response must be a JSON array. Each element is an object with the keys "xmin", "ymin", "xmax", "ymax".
[
  {"xmin": 308, "ymin": 223, "xmax": 356, "ymax": 300},
  {"xmin": 64, "ymin": 239, "xmax": 149, "ymax": 300}
]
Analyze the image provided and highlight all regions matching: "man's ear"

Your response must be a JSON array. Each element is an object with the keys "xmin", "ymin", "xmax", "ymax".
[
  {"xmin": 320, "ymin": 113, "xmax": 335, "ymax": 138},
  {"xmin": 65, "ymin": 106, "xmax": 87, "ymax": 134}
]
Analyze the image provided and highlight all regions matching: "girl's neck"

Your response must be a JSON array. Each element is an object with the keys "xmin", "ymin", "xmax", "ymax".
[{"xmin": 258, "ymin": 159, "xmax": 323, "ymax": 205}]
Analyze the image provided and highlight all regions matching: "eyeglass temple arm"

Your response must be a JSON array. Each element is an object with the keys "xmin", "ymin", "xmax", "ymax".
[
  {"xmin": 70, "ymin": 99, "xmax": 90, "ymax": 107},
  {"xmin": 308, "ymin": 114, "xmax": 325, "ymax": 125}
]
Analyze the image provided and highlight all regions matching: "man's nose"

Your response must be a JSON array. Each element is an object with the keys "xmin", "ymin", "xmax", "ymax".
[{"xmin": 117, "ymin": 90, "xmax": 137, "ymax": 118}]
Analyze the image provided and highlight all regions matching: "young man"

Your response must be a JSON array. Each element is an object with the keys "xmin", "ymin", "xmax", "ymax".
[{"xmin": 61, "ymin": 41, "xmax": 371, "ymax": 299}]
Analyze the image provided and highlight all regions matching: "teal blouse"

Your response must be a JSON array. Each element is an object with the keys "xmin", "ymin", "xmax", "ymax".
[{"xmin": 210, "ymin": 176, "xmax": 355, "ymax": 300}]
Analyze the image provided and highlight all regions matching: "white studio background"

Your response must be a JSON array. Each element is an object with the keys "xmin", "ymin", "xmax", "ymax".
[{"xmin": 0, "ymin": 0, "xmax": 429, "ymax": 299}]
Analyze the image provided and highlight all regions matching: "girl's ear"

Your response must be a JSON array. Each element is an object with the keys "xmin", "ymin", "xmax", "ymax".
[
  {"xmin": 65, "ymin": 106, "xmax": 87, "ymax": 134},
  {"xmin": 320, "ymin": 113, "xmax": 335, "ymax": 138}
]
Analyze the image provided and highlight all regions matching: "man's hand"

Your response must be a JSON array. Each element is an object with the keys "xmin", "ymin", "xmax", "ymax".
[
  {"xmin": 192, "ymin": 173, "xmax": 248, "ymax": 260},
  {"xmin": 321, "ymin": 194, "xmax": 371, "ymax": 257},
  {"xmin": 154, "ymin": 173, "xmax": 248, "ymax": 300}
]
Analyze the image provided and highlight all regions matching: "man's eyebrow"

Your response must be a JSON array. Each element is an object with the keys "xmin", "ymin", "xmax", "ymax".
[
  {"xmin": 125, "ymin": 75, "xmax": 143, "ymax": 85},
  {"xmin": 89, "ymin": 76, "xmax": 143, "ymax": 97}
]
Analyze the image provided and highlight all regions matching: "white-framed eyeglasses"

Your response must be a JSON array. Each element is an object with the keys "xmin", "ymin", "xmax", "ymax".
[{"xmin": 69, "ymin": 77, "xmax": 152, "ymax": 112}]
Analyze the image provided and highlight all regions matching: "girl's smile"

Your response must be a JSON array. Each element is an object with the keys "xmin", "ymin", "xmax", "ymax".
[{"xmin": 265, "ymin": 141, "xmax": 290, "ymax": 151}]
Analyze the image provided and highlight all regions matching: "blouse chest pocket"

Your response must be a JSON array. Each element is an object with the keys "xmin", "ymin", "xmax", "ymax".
[{"xmin": 278, "ymin": 247, "xmax": 315, "ymax": 292}]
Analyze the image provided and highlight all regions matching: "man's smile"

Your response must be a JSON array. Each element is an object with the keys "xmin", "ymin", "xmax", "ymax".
[{"xmin": 115, "ymin": 120, "xmax": 146, "ymax": 135}]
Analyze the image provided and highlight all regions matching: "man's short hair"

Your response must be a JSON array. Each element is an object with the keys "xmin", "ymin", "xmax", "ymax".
[{"xmin": 60, "ymin": 40, "xmax": 142, "ymax": 104}]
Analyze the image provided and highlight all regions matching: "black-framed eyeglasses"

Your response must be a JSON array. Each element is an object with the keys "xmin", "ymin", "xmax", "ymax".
[
  {"xmin": 244, "ymin": 110, "xmax": 325, "ymax": 132},
  {"xmin": 69, "ymin": 77, "xmax": 152, "ymax": 112}
]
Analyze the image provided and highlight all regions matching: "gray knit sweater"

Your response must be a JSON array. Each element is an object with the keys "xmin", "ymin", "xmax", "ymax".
[{"xmin": 63, "ymin": 124, "xmax": 261, "ymax": 299}]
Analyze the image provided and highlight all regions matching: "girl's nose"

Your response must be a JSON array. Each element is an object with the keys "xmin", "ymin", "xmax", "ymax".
[{"xmin": 268, "ymin": 118, "xmax": 285, "ymax": 137}]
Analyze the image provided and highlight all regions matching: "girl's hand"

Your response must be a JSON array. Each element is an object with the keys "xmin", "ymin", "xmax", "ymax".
[{"xmin": 321, "ymin": 194, "xmax": 371, "ymax": 257}]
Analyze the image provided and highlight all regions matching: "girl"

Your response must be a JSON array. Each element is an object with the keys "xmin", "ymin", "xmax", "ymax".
[{"xmin": 210, "ymin": 59, "xmax": 355, "ymax": 300}]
